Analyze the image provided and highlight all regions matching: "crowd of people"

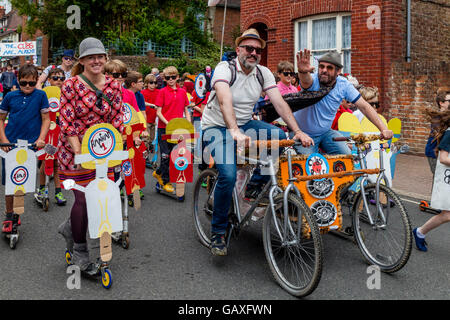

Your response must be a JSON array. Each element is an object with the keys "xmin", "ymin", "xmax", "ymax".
[{"xmin": 0, "ymin": 27, "xmax": 448, "ymax": 278}]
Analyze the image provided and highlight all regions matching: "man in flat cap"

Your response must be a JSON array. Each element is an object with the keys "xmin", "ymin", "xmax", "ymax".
[{"xmin": 293, "ymin": 49, "xmax": 392, "ymax": 155}]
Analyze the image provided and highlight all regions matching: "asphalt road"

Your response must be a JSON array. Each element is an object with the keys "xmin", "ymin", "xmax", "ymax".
[{"xmin": 0, "ymin": 166, "xmax": 449, "ymax": 301}]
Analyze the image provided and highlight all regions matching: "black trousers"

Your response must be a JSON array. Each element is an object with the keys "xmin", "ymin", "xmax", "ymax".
[{"xmin": 156, "ymin": 128, "xmax": 174, "ymax": 184}]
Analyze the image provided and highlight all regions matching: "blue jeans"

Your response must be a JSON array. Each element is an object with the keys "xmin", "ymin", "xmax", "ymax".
[
  {"xmin": 290, "ymin": 129, "xmax": 351, "ymax": 156},
  {"xmin": 203, "ymin": 120, "xmax": 286, "ymax": 235}
]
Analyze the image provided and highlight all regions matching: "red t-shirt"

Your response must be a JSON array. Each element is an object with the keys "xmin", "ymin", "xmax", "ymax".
[
  {"xmin": 191, "ymin": 90, "xmax": 210, "ymax": 118},
  {"xmin": 155, "ymin": 86, "xmax": 189, "ymax": 129},
  {"xmin": 141, "ymin": 88, "xmax": 159, "ymax": 123},
  {"xmin": 183, "ymin": 81, "xmax": 194, "ymax": 95}
]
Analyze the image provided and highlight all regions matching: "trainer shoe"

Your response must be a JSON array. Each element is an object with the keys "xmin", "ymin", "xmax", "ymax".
[
  {"xmin": 139, "ymin": 189, "xmax": 144, "ymax": 199},
  {"xmin": 413, "ymin": 228, "xmax": 428, "ymax": 252},
  {"xmin": 153, "ymin": 171, "xmax": 164, "ymax": 185},
  {"xmin": 35, "ymin": 187, "xmax": 45, "ymax": 202},
  {"xmin": 163, "ymin": 183, "xmax": 174, "ymax": 193},
  {"xmin": 55, "ymin": 192, "xmax": 67, "ymax": 205},
  {"xmin": 210, "ymin": 233, "xmax": 227, "ymax": 256}
]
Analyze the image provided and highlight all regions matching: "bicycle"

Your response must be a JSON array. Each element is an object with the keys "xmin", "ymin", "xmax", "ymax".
[
  {"xmin": 278, "ymin": 134, "xmax": 412, "ymax": 273},
  {"xmin": 192, "ymin": 140, "xmax": 323, "ymax": 297}
]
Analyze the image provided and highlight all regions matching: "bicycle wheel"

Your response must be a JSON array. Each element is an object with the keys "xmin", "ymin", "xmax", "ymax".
[
  {"xmin": 192, "ymin": 168, "xmax": 218, "ymax": 248},
  {"xmin": 263, "ymin": 193, "xmax": 323, "ymax": 297},
  {"xmin": 352, "ymin": 183, "xmax": 412, "ymax": 273}
]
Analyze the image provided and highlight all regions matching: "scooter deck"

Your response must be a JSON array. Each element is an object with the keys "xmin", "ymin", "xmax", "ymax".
[{"xmin": 155, "ymin": 182, "xmax": 185, "ymax": 202}]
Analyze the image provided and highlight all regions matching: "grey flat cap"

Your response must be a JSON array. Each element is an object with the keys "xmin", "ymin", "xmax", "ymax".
[
  {"xmin": 78, "ymin": 37, "xmax": 107, "ymax": 59},
  {"xmin": 318, "ymin": 51, "xmax": 343, "ymax": 69}
]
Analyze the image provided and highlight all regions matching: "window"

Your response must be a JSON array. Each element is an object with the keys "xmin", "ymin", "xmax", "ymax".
[{"xmin": 295, "ymin": 13, "xmax": 352, "ymax": 74}]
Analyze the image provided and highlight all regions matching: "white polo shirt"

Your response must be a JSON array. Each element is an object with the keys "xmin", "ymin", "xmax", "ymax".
[{"xmin": 201, "ymin": 58, "xmax": 276, "ymax": 129}]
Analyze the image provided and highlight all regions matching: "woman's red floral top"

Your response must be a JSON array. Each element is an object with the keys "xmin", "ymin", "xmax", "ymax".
[{"xmin": 57, "ymin": 75, "xmax": 124, "ymax": 171}]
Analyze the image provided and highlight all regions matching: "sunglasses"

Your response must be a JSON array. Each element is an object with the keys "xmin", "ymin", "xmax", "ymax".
[
  {"xmin": 165, "ymin": 75, "xmax": 178, "ymax": 80},
  {"xmin": 51, "ymin": 76, "xmax": 65, "ymax": 81},
  {"xmin": 63, "ymin": 56, "xmax": 75, "ymax": 61},
  {"xmin": 282, "ymin": 71, "xmax": 295, "ymax": 77},
  {"xmin": 239, "ymin": 45, "xmax": 263, "ymax": 55},
  {"xmin": 369, "ymin": 102, "xmax": 380, "ymax": 109},
  {"xmin": 318, "ymin": 64, "xmax": 336, "ymax": 71},
  {"xmin": 95, "ymin": 90, "xmax": 103, "ymax": 108},
  {"xmin": 19, "ymin": 81, "xmax": 37, "ymax": 87},
  {"xmin": 111, "ymin": 72, "xmax": 128, "ymax": 79},
  {"xmin": 148, "ymin": 81, "xmax": 156, "ymax": 85}
]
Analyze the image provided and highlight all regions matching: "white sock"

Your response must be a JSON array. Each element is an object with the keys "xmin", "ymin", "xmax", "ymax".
[{"xmin": 416, "ymin": 227, "xmax": 426, "ymax": 238}]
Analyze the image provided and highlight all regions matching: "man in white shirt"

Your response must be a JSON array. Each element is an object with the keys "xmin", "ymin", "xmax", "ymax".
[{"xmin": 201, "ymin": 28, "xmax": 312, "ymax": 256}]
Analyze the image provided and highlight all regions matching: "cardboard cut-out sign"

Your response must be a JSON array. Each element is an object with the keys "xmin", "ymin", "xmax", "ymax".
[
  {"xmin": 121, "ymin": 103, "xmax": 146, "ymax": 198},
  {"xmin": 162, "ymin": 119, "xmax": 198, "ymax": 197},
  {"xmin": 66, "ymin": 124, "xmax": 129, "ymax": 239},
  {"xmin": 38, "ymin": 86, "xmax": 61, "ymax": 176},
  {"xmin": 0, "ymin": 140, "xmax": 44, "ymax": 196},
  {"xmin": 278, "ymin": 153, "xmax": 355, "ymax": 233}
]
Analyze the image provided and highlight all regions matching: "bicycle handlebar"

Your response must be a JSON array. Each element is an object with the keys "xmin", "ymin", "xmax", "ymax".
[
  {"xmin": 333, "ymin": 134, "xmax": 383, "ymax": 144},
  {"xmin": 250, "ymin": 140, "xmax": 297, "ymax": 149},
  {"xmin": 0, "ymin": 142, "xmax": 36, "ymax": 148}
]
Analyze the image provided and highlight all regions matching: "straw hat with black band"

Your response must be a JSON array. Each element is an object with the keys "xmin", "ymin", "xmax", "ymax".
[{"xmin": 235, "ymin": 28, "xmax": 266, "ymax": 49}]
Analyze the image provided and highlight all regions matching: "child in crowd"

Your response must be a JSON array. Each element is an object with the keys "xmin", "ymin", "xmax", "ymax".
[
  {"xmin": 141, "ymin": 74, "xmax": 159, "ymax": 163},
  {"xmin": 425, "ymin": 90, "xmax": 450, "ymax": 178},
  {"xmin": 125, "ymin": 71, "xmax": 147, "ymax": 120},
  {"xmin": 104, "ymin": 60, "xmax": 144, "ymax": 202},
  {"xmin": 276, "ymin": 61, "xmax": 298, "ymax": 95},
  {"xmin": 414, "ymin": 109, "xmax": 450, "ymax": 252},
  {"xmin": 153, "ymin": 66, "xmax": 191, "ymax": 193},
  {"xmin": 0, "ymin": 64, "xmax": 50, "ymax": 233},
  {"xmin": 35, "ymin": 67, "xmax": 67, "ymax": 205}
]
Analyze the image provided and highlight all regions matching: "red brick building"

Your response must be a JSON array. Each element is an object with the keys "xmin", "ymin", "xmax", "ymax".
[
  {"xmin": 207, "ymin": 0, "xmax": 241, "ymax": 47},
  {"xmin": 241, "ymin": 0, "xmax": 450, "ymax": 154}
]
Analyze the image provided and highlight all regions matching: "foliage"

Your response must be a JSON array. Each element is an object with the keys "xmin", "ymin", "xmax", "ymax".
[{"xmin": 11, "ymin": 0, "xmax": 208, "ymax": 50}]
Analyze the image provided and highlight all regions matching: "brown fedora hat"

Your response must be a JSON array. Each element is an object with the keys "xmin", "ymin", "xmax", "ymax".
[{"xmin": 235, "ymin": 28, "xmax": 266, "ymax": 49}]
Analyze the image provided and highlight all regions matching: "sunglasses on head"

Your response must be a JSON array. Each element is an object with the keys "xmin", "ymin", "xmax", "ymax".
[
  {"xmin": 239, "ymin": 45, "xmax": 263, "ymax": 55},
  {"xmin": 369, "ymin": 102, "xmax": 380, "ymax": 109},
  {"xmin": 165, "ymin": 75, "xmax": 178, "ymax": 80},
  {"xmin": 51, "ymin": 76, "xmax": 65, "ymax": 81},
  {"xmin": 282, "ymin": 71, "xmax": 295, "ymax": 77},
  {"xmin": 19, "ymin": 81, "xmax": 37, "ymax": 87},
  {"xmin": 111, "ymin": 72, "xmax": 128, "ymax": 79}
]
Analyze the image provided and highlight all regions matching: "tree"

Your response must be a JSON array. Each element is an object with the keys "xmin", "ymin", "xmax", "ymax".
[{"xmin": 11, "ymin": 0, "xmax": 208, "ymax": 50}]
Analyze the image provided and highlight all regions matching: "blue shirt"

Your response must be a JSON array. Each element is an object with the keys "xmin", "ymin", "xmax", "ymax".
[
  {"xmin": 135, "ymin": 91, "xmax": 146, "ymax": 112},
  {"xmin": 294, "ymin": 74, "xmax": 361, "ymax": 136},
  {"xmin": 0, "ymin": 89, "xmax": 49, "ymax": 143},
  {"xmin": 438, "ymin": 130, "xmax": 450, "ymax": 153}
]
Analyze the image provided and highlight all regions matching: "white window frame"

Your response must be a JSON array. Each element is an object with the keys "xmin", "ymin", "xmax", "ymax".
[{"xmin": 294, "ymin": 12, "xmax": 352, "ymax": 73}]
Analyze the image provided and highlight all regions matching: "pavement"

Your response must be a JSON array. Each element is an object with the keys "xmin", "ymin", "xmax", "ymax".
[{"xmin": 392, "ymin": 153, "xmax": 433, "ymax": 201}]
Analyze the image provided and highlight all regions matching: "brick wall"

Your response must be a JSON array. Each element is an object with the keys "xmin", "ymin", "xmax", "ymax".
[
  {"xmin": 241, "ymin": 0, "xmax": 450, "ymax": 154},
  {"xmin": 386, "ymin": 0, "xmax": 450, "ymax": 154},
  {"xmin": 211, "ymin": 6, "xmax": 241, "ymax": 47}
]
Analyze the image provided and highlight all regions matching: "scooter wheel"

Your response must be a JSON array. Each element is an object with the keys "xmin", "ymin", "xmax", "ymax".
[
  {"xmin": 43, "ymin": 198, "xmax": 49, "ymax": 212},
  {"xmin": 9, "ymin": 234, "xmax": 18, "ymax": 250},
  {"xmin": 65, "ymin": 249, "xmax": 73, "ymax": 266},
  {"xmin": 101, "ymin": 268, "xmax": 113, "ymax": 289},
  {"xmin": 419, "ymin": 200, "xmax": 429, "ymax": 211},
  {"xmin": 122, "ymin": 236, "xmax": 129, "ymax": 249}
]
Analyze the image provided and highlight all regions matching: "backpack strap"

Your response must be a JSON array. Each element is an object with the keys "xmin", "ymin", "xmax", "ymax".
[{"xmin": 78, "ymin": 74, "xmax": 113, "ymax": 106}]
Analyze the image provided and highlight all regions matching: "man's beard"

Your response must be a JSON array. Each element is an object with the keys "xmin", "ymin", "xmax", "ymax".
[
  {"xmin": 319, "ymin": 72, "xmax": 338, "ymax": 87},
  {"xmin": 239, "ymin": 54, "xmax": 260, "ymax": 70}
]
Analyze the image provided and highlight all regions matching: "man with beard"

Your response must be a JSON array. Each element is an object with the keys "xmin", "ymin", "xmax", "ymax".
[
  {"xmin": 201, "ymin": 29, "xmax": 311, "ymax": 256},
  {"xmin": 293, "ymin": 49, "xmax": 392, "ymax": 155}
]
